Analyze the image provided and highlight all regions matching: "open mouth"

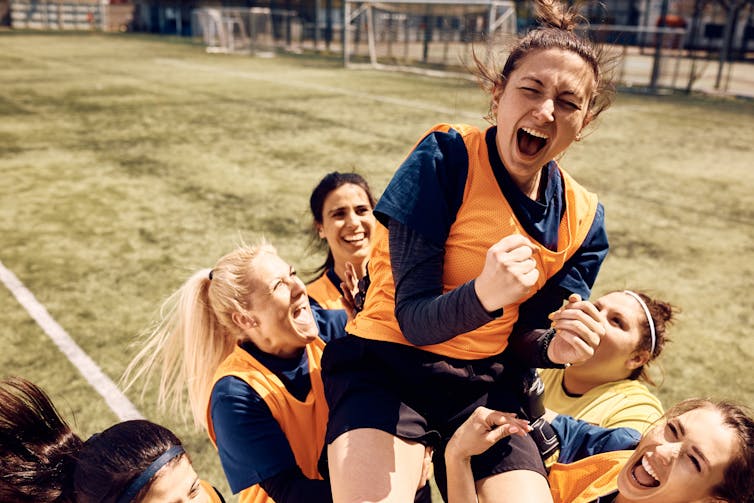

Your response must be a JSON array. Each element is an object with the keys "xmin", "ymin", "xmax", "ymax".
[
  {"xmin": 630, "ymin": 454, "xmax": 661, "ymax": 488},
  {"xmin": 343, "ymin": 233, "xmax": 367, "ymax": 245},
  {"xmin": 292, "ymin": 303, "xmax": 313, "ymax": 326},
  {"xmin": 517, "ymin": 127, "xmax": 548, "ymax": 157}
]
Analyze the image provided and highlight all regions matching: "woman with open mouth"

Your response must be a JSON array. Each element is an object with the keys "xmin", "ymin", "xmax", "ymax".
[
  {"xmin": 306, "ymin": 171, "xmax": 377, "ymax": 310},
  {"xmin": 123, "ymin": 242, "xmax": 355, "ymax": 503},
  {"xmin": 321, "ymin": 0, "xmax": 617, "ymax": 501},
  {"xmin": 444, "ymin": 399, "xmax": 754, "ymax": 503}
]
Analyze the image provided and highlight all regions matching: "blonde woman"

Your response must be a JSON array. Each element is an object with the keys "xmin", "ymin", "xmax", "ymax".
[{"xmin": 123, "ymin": 242, "xmax": 348, "ymax": 503}]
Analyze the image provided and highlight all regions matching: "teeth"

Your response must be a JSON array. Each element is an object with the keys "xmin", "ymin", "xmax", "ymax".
[
  {"xmin": 642, "ymin": 455, "xmax": 659, "ymax": 482},
  {"xmin": 344, "ymin": 233, "xmax": 366, "ymax": 243},
  {"xmin": 522, "ymin": 127, "xmax": 548, "ymax": 139}
]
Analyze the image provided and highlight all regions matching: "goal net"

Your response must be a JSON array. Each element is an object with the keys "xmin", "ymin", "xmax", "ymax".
[
  {"xmin": 344, "ymin": 0, "xmax": 517, "ymax": 75},
  {"xmin": 192, "ymin": 7, "xmax": 276, "ymax": 55}
]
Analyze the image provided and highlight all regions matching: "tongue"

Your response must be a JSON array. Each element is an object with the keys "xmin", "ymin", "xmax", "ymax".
[
  {"xmin": 632, "ymin": 462, "xmax": 660, "ymax": 488},
  {"xmin": 293, "ymin": 306, "xmax": 313, "ymax": 325},
  {"xmin": 518, "ymin": 129, "xmax": 546, "ymax": 156}
]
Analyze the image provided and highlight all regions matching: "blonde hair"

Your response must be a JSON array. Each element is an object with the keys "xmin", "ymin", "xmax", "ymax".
[{"xmin": 122, "ymin": 241, "xmax": 278, "ymax": 429}]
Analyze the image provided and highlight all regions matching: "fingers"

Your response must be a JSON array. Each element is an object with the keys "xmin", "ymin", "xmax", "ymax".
[
  {"xmin": 476, "ymin": 235, "xmax": 541, "ymax": 311},
  {"xmin": 553, "ymin": 328, "xmax": 597, "ymax": 360},
  {"xmin": 549, "ymin": 300, "xmax": 605, "ymax": 339},
  {"xmin": 492, "ymin": 233, "xmax": 536, "ymax": 253}
]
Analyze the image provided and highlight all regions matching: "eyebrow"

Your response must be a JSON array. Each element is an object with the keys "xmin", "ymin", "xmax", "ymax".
[{"xmin": 520, "ymin": 76, "xmax": 582, "ymax": 99}]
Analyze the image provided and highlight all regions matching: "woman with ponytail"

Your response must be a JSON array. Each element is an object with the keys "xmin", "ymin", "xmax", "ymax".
[
  {"xmin": 322, "ymin": 0, "xmax": 618, "ymax": 501},
  {"xmin": 122, "ymin": 242, "xmax": 441, "ymax": 503},
  {"xmin": 0, "ymin": 376, "xmax": 224, "ymax": 503}
]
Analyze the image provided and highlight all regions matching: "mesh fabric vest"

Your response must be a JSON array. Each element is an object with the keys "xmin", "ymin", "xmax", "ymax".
[
  {"xmin": 348, "ymin": 123, "xmax": 598, "ymax": 359},
  {"xmin": 206, "ymin": 338, "xmax": 328, "ymax": 503},
  {"xmin": 548, "ymin": 450, "xmax": 633, "ymax": 503}
]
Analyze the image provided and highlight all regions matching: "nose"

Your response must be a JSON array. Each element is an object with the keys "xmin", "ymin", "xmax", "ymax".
[
  {"xmin": 654, "ymin": 441, "xmax": 681, "ymax": 465},
  {"xmin": 344, "ymin": 209, "xmax": 359, "ymax": 227},
  {"xmin": 290, "ymin": 275, "xmax": 306, "ymax": 298},
  {"xmin": 532, "ymin": 98, "xmax": 555, "ymax": 122}
]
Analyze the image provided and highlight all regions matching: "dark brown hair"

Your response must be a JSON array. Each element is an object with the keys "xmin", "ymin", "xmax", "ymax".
[
  {"xmin": 0, "ymin": 376, "xmax": 82, "ymax": 502},
  {"xmin": 621, "ymin": 290, "xmax": 676, "ymax": 385},
  {"xmin": 665, "ymin": 398, "xmax": 754, "ymax": 503},
  {"xmin": 308, "ymin": 171, "xmax": 376, "ymax": 278},
  {"xmin": 73, "ymin": 420, "xmax": 186, "ymax": 503},
  {"xmin": 0, "ymin": 377, "xmax": 189, "ymax": 503},
  {"xmin": 474, "ymin": 0, "xmax": 615, "ymax": 124}
]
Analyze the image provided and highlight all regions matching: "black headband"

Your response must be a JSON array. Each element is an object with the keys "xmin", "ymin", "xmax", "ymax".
[{"xmin": 115, "ymin": 445, "xmax": 185, "ymax": 503}]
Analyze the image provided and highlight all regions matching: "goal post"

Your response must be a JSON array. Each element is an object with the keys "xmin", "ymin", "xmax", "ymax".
[
  {"xmin": 192, "ymin": 7, "xmax": 277, "ymax": 55},
  {"xmin": 343, "ymin": 0, "xmax": 516, "ymax": 75}
]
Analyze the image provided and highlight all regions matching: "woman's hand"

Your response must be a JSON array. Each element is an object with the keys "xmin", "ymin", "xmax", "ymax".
[
  {"xmin": 340, "ymin": 262, "xmax": 360, "ymax": 321},
  {"xmin": 446, "ymin": 406, "xmax": 531, "ymax": 461},
  {"xmin": 474, "ymin": 235, "xmax": 539, "ymax": 312},
  {"xmin": 546, "ymin": 294, "xmax": 605, "ymax": 365}
]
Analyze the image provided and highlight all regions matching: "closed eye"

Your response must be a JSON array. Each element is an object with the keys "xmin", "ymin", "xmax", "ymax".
[
  {"xmin": 689, "ymin": 454, "xmax": 702, "ymax": 473},
  {"xmin": 667, "ymin": 422, "xmax": 679, "ymax": 439},
  {"xmin": 558, "ymin": 98, "xmax": 581, "ymax": 111}
]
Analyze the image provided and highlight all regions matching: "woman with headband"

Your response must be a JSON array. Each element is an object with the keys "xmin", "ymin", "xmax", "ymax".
[
  {"xmin": 540, "ymin": 290, "xmax": 676, "ymax": 433},
  {"xmin": 0, "ymin": 376, "xmax": 224, "ymax": 503}
]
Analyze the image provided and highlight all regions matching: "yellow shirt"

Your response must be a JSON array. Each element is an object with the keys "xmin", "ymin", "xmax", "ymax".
[{"xmin": 540, "ymin": 368, "xmax": 663, "ymax": 433}]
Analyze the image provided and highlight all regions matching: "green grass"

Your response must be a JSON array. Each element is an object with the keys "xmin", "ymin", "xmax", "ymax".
[{"xmin": 1, "ymin": 32, "xmax": 753, "ymax": 501}]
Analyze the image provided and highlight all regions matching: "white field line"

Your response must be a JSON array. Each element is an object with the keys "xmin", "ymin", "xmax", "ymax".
[
  {"xmin": 155, "ymin": 58, "xmax": 483, "ymax": 121},
  {"xmin": 0, "ymin": 260, "xmax": 143, "ymax": 421}
]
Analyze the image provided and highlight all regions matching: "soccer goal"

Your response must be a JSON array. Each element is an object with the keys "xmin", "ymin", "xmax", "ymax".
[
  {"xmin": 343, "ymin": 0, "xmax": 517, "ymax": 76},
  {"xmin": 192, "ymin": 7, "xmax": 276, "ymax": 55}
]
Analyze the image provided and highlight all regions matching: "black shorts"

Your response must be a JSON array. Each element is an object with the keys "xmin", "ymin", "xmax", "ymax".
[{"xmin": 321, "ymin": 336, "xmax": 546, "ymax": 488}]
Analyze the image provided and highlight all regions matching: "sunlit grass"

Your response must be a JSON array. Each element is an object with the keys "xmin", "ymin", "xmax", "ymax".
[{"xmin": 1, "ymin": 32, "xmax": 753, "ymax": 502}]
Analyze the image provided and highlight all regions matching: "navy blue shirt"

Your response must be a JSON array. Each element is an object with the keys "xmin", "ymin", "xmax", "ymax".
[
  {"xmin": 374, "ymin": 125, "xmax": 609, "ymax": 341},
  {"xmin": 551, "ymin": 415, "xmax": 641, "ymax": 464},
  {"xmin": 209, "ymin": 305, "xmax": 347, "ymax": 495},
  {"xmin": 308, "ymin": 267, "xmax": 344, "ymax": 310}
]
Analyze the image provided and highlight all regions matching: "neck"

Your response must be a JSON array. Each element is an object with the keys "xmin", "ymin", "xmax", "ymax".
[
  {"xmin": 511, "ymin": 170, "xmax": 543, "ymax": 200},
  {"xmin": 563, "ymin": 365, "xmax": 633, "ymax": 396},
  {"xmin": 562, "ymin": 369, "xmax": 598, "ymax": 396}
]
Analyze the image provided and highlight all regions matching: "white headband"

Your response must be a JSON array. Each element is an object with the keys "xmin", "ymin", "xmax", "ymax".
[{"xmin": 624, "ymin": 290, "xmax": 656, "ymax": 355}]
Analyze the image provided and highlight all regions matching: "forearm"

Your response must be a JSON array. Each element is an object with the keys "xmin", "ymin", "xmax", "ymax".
[
  {"xmin": 444, "ymin": 451, "xmax": 477, "ymax": 503},
  {"xmin": 390, "ymin": 219, "xmax": 496, "ymax": 346}
]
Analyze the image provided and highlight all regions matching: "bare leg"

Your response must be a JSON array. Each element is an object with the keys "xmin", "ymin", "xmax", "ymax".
[
  {"xmin": 328, "ymin": 428, "xmax": 426, "ymax": 503},
  {"xmin": 477, "ymin": 470, "xmax": 553, "ymax": 503}
]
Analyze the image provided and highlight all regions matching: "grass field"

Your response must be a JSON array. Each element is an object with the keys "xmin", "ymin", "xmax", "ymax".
[{"xmin": 1, "ymin": 32, "xmax": 753, "ymax": 501}]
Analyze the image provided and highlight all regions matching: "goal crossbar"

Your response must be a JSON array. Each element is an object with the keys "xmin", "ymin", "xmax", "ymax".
[{"xmin": 343, "ymin": 0, "xmax": 516, "ymax": 75}]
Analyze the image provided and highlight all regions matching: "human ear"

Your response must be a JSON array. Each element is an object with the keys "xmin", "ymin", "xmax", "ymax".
[
  {"xmin": 580, "ymin": 110, "xmax": 595, "ymax": 133},
  {"xmin": 491, "ymin": 84, "xmax": 505, "ymax": 113},
  {"xmin": 626, "ymin": 350, "xmax": 651, "ymax": 370},
  {"xmin": 316, "ymin": 223, "xmax": 325, "ymax": 239},
  {"xmin": 231, "ymin": 311, "xmax": 258, "ymax": 330}
]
